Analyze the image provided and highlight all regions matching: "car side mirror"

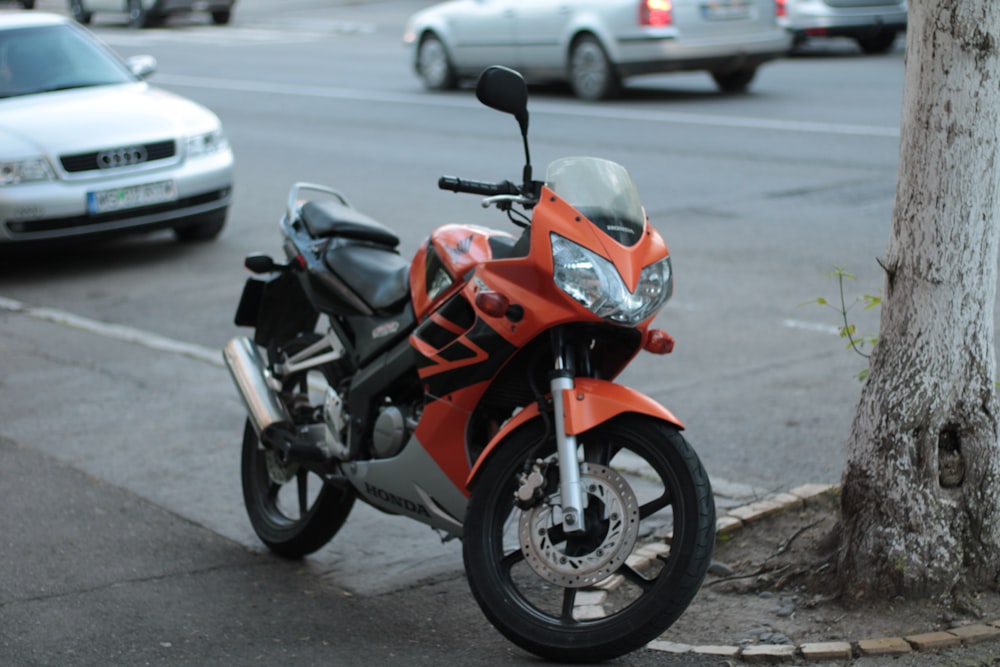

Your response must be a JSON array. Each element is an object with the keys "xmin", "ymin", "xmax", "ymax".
[{"xmin": 126, "ymin": 55, "xmax": 157, "ymax": 80}]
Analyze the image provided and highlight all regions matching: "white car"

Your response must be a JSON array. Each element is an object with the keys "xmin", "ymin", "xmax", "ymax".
[
  {"xmin": 68, "ymin": 0, "xmax": 236, "ymax": 29},
  {"xmin": 404, "ymin": 0, "xmax": 792, "ymax": 101},
  {"xmin": 0, "ymin": 12, "xmax": 234, "ymax": 246},
  {"xmin": 779, "ymin": 0, "xmax": 907, "ymax": 53}
]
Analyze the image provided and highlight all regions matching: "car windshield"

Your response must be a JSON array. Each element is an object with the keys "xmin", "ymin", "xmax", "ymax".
[
  {"xmin": 544, "ymin": 157, "xmax": 646, "ymax": 247},
  {"xmin": 0, "ymin": 24, "xmax": 135, "ymax": 99}
]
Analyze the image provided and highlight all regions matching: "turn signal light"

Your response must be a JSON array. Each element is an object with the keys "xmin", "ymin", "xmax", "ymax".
[
  {"xmin": 643, "ymin": 329, "xmax": 675, "ymax": 355},
  {"xmin": 476, "ymin": 291, "xmax": 510, "ymax": 318}
]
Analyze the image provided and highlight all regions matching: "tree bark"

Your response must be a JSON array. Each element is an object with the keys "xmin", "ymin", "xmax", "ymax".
[{"xmin": 837, "ymin": 0, "xmax": 1000, "ymax": 601}]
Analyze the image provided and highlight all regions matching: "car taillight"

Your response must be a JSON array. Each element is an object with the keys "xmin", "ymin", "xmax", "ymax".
[
  {"xmin": 775, "ymin": 0, "xmax": 787, "ymax": 18},
  {"xmin": 639, "ymin": 0, "xmax": 672, "ymax": 27}
]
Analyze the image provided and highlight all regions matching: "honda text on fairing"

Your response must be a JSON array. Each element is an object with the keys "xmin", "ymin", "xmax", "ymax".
[{"xmin": 223, "ymin": 66, "xmax": 715, "ymax": 662}]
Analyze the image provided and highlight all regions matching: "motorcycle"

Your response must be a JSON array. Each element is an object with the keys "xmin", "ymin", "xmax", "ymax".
[{"xmin": 224, "ymin": 66, "xmax": 715, "ymax": 662}]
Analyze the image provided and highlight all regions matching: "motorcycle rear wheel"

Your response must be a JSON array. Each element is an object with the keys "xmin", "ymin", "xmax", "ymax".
[
  {"xmin": 463, "ymin": 414, "xmax": 715, "ymax": 662},
  {"xmin": 240, "ymin": 334, "xmax": 355, "ymax": 558}
]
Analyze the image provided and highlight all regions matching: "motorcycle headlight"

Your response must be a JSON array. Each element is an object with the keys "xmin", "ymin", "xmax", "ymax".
[{"xmin": 551, "ymin": 234, "xmax": 672, "ymax": 325}]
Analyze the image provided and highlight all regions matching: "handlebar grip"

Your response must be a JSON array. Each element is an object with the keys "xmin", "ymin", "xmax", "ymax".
[{"xmin": 438, "ymin": 176, "xmax": 519, "ymax": 196}]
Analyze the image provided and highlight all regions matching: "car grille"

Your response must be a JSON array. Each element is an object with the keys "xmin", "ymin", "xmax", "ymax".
[
  {"xmin": 4, "ymin": 188, "xmax": 229, "ymax": 235},
  {"xmin": 60, "ymin": 140, "xmax": 177, "ymax": 173}
]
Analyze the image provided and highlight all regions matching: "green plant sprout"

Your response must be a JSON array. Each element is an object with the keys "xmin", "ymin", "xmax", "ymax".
[{"xmin": 805, "ymin": 265, "xmax": 881, "ymax": 381}]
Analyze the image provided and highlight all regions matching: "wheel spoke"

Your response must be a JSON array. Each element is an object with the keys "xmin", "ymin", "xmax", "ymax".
[
  {"xmin": 619, "ymin": 563, "xmax": 655, "ymax": 592},
  {"xmin": 560, "ymin": 587, "xmax": 578, "ymax": 621},
  {"xmin": 296, "ymin": 469, "xmax": 309, "ymax": 516},
  {"xmin": 500, "ymin": 547, "xmax": 524, "ymax": 576},
  {"xmin": 639, "ymin": 488, "xmax": 672, "ymax": 520}
]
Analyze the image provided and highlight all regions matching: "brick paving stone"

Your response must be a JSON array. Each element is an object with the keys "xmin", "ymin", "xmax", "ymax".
[
  {"xmin": 647, "ymin": 640, "xmax": 692, "ymax": 654},
  {"xmin": 905, "ymin": 630, "xmax": 962, "ymax": 650},
  {"xmin": 741, "ymin": 644, "xmax": 797, "ymax": 663},
  {"xmin": 787, "ymin": 483, "xmax": 837, "ymax": 500},
  {"xmin": 857, "ymin": 637, "xmax": 912, "ymax": 656},
  {"xmin": 948, "ymin": 624, "xmax": 1000, "ymax": 644},
  {"xmin": 691, "ymin": 645, "xmax": 740, "ymax": 657},
  {"xmin": 716, "ymin": 515, "xmax": 743, "ymax": 535},
  {"xmin": 800, "ymin": 641, "xmax": 853, "ymax": 660},
  {"xmin": 728, "ymin": 494, "xmax": 801, "ymax": 522}
]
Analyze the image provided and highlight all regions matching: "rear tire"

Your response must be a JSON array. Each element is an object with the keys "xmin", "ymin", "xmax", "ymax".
[
  {"xmin": 241, "ymin": 334, "xmax": 355, "ymax": 558},
  {"xmin": 211, "ymin": 10, "xmax": 231, "ymax": 25},
  {"xmin": 69, "ymin": 0, "xmax": 92, "ymax": 23},
  {"xmin": 463, "ymin": 414, "xmax": 715, "ymax": 662},
  {"xmin": 712, "ymin": 67, "xmax": 757, "ymax": 93},
  {"xmin": 127, "ymin": 0, "xmax": 158, "ymax": 29},
  {"xmin": 568, "ymin": 35, "xmax": 621, "ymax": 101},
  {"xmin": 856, "ymin": 30, "xmax": 897, "ymax": 54},
  {"xmin": 416, "ymin": 33, "xmax": 457, "ymax": 90}
]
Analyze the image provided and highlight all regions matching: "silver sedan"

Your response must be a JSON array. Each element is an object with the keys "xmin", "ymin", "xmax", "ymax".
[
  {"xmin": 0, "ymin": 12, "xmax": 234, "ymax": 247},
  {"xmin": 404, "ymin": 0, "xmax": 792, "ymax": 100}
]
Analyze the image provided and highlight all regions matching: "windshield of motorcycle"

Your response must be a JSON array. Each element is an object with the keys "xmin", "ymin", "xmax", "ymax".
[{"xmin": 544, "ymin": 157, "xmax": 645, "ymax": 247}]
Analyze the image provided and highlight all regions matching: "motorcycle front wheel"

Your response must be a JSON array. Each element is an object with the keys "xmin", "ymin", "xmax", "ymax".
[
  {"xmin": 463, "ymin": 414, "xmax": 715, "ymax": 662},
  {"xmin": 241, "ymin": 334, "xmax": 355, "ymax": 558}
]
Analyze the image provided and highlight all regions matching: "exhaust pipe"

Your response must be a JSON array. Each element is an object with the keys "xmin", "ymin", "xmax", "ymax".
[{"xmin": 223, "ymin": 336, "xmax": 292, "ymax": 438}]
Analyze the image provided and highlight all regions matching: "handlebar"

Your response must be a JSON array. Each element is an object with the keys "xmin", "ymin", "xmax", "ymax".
[{"xmin": 438, "ymin": 176, "xmax": 521, "ymax": 197}]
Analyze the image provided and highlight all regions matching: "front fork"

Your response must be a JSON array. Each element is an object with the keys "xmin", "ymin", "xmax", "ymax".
[{"xmin": 550, "ymin": 329, "xmax": 586, "ymax": 534}]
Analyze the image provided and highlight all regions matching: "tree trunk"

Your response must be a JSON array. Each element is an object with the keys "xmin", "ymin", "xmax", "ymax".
[{"xmin": 837, "ymin": 0, "xmax": 1000, "ymax": 601}]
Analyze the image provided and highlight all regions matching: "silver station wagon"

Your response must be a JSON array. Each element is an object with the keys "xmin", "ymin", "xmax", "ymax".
[
  {"xmin": 68, "ymin": 0, "xmax": 237, "ymax": 29},
  {"xmin": 404, "ymin": 0, "xmax": 792, "ymax": 100},
  {"xmin": 0, "ymin": 12, "xmax": 234, "ymax": 246}
]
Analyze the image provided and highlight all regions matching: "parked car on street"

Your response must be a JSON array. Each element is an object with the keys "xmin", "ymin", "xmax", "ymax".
[
  {"xmin": 404, "ymin": 0, "xmax": 792, "ymax": 101},
  {"xmin": 67, "ymin": 0, "xmax": 236, "ymax": 29},
  {"xmin": 0, "ymin": 12, "xmax": 234, "ymax": 247},
  {"xmin": 779, "ymin": 0, "xmax": 907, "ymax": 53}
]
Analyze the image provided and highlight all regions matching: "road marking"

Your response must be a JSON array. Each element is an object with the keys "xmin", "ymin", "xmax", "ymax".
[
  {"xmin": 151, "ymin": 73, "xmax": 901, "ymax": 139},
  {"xmin": 0, "ymin": 296, "xmax": 222, "ymax": 366},
  {"xmin": 782, "ymin": 318, "xmax": 842, "ymax": 335}
]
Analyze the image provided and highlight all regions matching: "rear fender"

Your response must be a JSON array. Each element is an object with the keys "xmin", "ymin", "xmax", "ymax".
[{"xmin": 466, "ymin": 378, "xmax": 683, "ymax": 489}]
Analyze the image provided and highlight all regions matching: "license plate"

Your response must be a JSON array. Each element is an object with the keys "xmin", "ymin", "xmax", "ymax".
[
  {"xmin": 87, "ymin": 180, "xmax": 177, "ymax": 215},
  {"xmin": 701, "ymin": 0, "xmax": 753, "ymax": 20}
]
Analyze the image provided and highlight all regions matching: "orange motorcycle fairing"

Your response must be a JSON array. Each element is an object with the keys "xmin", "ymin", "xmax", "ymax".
[{"xmin": 465, "ymin": 378, "xmax": 684, "ymax": 490}]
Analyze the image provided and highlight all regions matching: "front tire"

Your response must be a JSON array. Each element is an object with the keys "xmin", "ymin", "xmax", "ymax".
[
  {"xmin": 69, "ymin": 0, "xmax": 92, "ymax": 23},
  {"xmin": 241, "ymin": 334, "xmax": 355, "ymax": 558},
  {"xmin": 174, "ymin": 210, "xmax": 227, "ymax": 242},
  {"xmin": 127, "ymin": 0, "xmax": 157, "ymax": 29},
  {"xmin": 463, "ymin": 415, "xmax": 715, "ymax": 662}
]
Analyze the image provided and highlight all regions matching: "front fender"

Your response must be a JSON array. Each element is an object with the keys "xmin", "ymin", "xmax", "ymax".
[{"xmin": 466, "ymin": 379, "xmax": 682, "ymax": 489}]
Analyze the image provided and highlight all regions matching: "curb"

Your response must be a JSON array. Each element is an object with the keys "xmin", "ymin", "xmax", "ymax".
[{"xmin": 644, "ymin": 484, "xmax": 1000, "ymax": 662}]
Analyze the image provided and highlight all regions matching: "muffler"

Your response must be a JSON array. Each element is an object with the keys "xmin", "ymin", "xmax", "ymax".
[{"xmin": 223, "ymin": 336, "xmax": 292, "ymax": 438}]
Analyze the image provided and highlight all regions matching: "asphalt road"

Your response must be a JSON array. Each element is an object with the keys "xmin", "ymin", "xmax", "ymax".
[{"xmin": 3, "ymin": 1, "xmax": 971, "ymax": 664}]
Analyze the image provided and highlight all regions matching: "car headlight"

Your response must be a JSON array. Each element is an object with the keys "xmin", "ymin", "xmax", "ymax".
[
  {"xmin": 185, "ymin": 129, "xmax": 228, "ymax": 158},
  {"xmin": 551, "ymin": 234, "xmax": 672, "ymax": 325},
  {"xmin": 0, "ymin": 158, "xmax": 54, "ymax": 186}
]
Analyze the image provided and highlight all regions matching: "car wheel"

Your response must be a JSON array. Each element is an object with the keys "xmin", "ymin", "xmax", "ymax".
[
  {"xmin": 19, "ymin": 0, "xmax": 35, "ymax": 8},
  {"xmin": 856, "ymin": 30, "xmax": 898, "ymax": 55},
  {"xmin": 712, "ymin": 67, "xmax": 757, "ymax": 93},
  {"xmin": 211, "ymin": 10, "xmax": 231, "ymax": 25},
  {"xmin": 127, "ymin": 0, "xmax": 158, "ymax": 29},
  {"xmin": 69, "ymin": 0, "xmax": 92, "ymax": 23},
  {"xmin": 416, "ymin": 34, "xmax": 457, "ymax": 91},
  {"xmin": 568, "ymin": 35, "xmax": 621, "ymax": 101},
  {"xmin": 174, "ymin": 211, "xmax": 226, "ymax": 242}
]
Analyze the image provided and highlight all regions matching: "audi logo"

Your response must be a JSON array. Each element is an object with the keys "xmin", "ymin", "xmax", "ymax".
[{"xmin": 97, "ymin": 146, "xmax": 148, "ymax": 169}]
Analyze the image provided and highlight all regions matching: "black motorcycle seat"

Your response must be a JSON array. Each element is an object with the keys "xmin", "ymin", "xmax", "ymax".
[
  {"xmin": 325, "ymin": 243, "xmax": 410, "ymax": 313},
  {"xmin": 301, "ymin": 200, "xmax": 400, "ymax": 248}
]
